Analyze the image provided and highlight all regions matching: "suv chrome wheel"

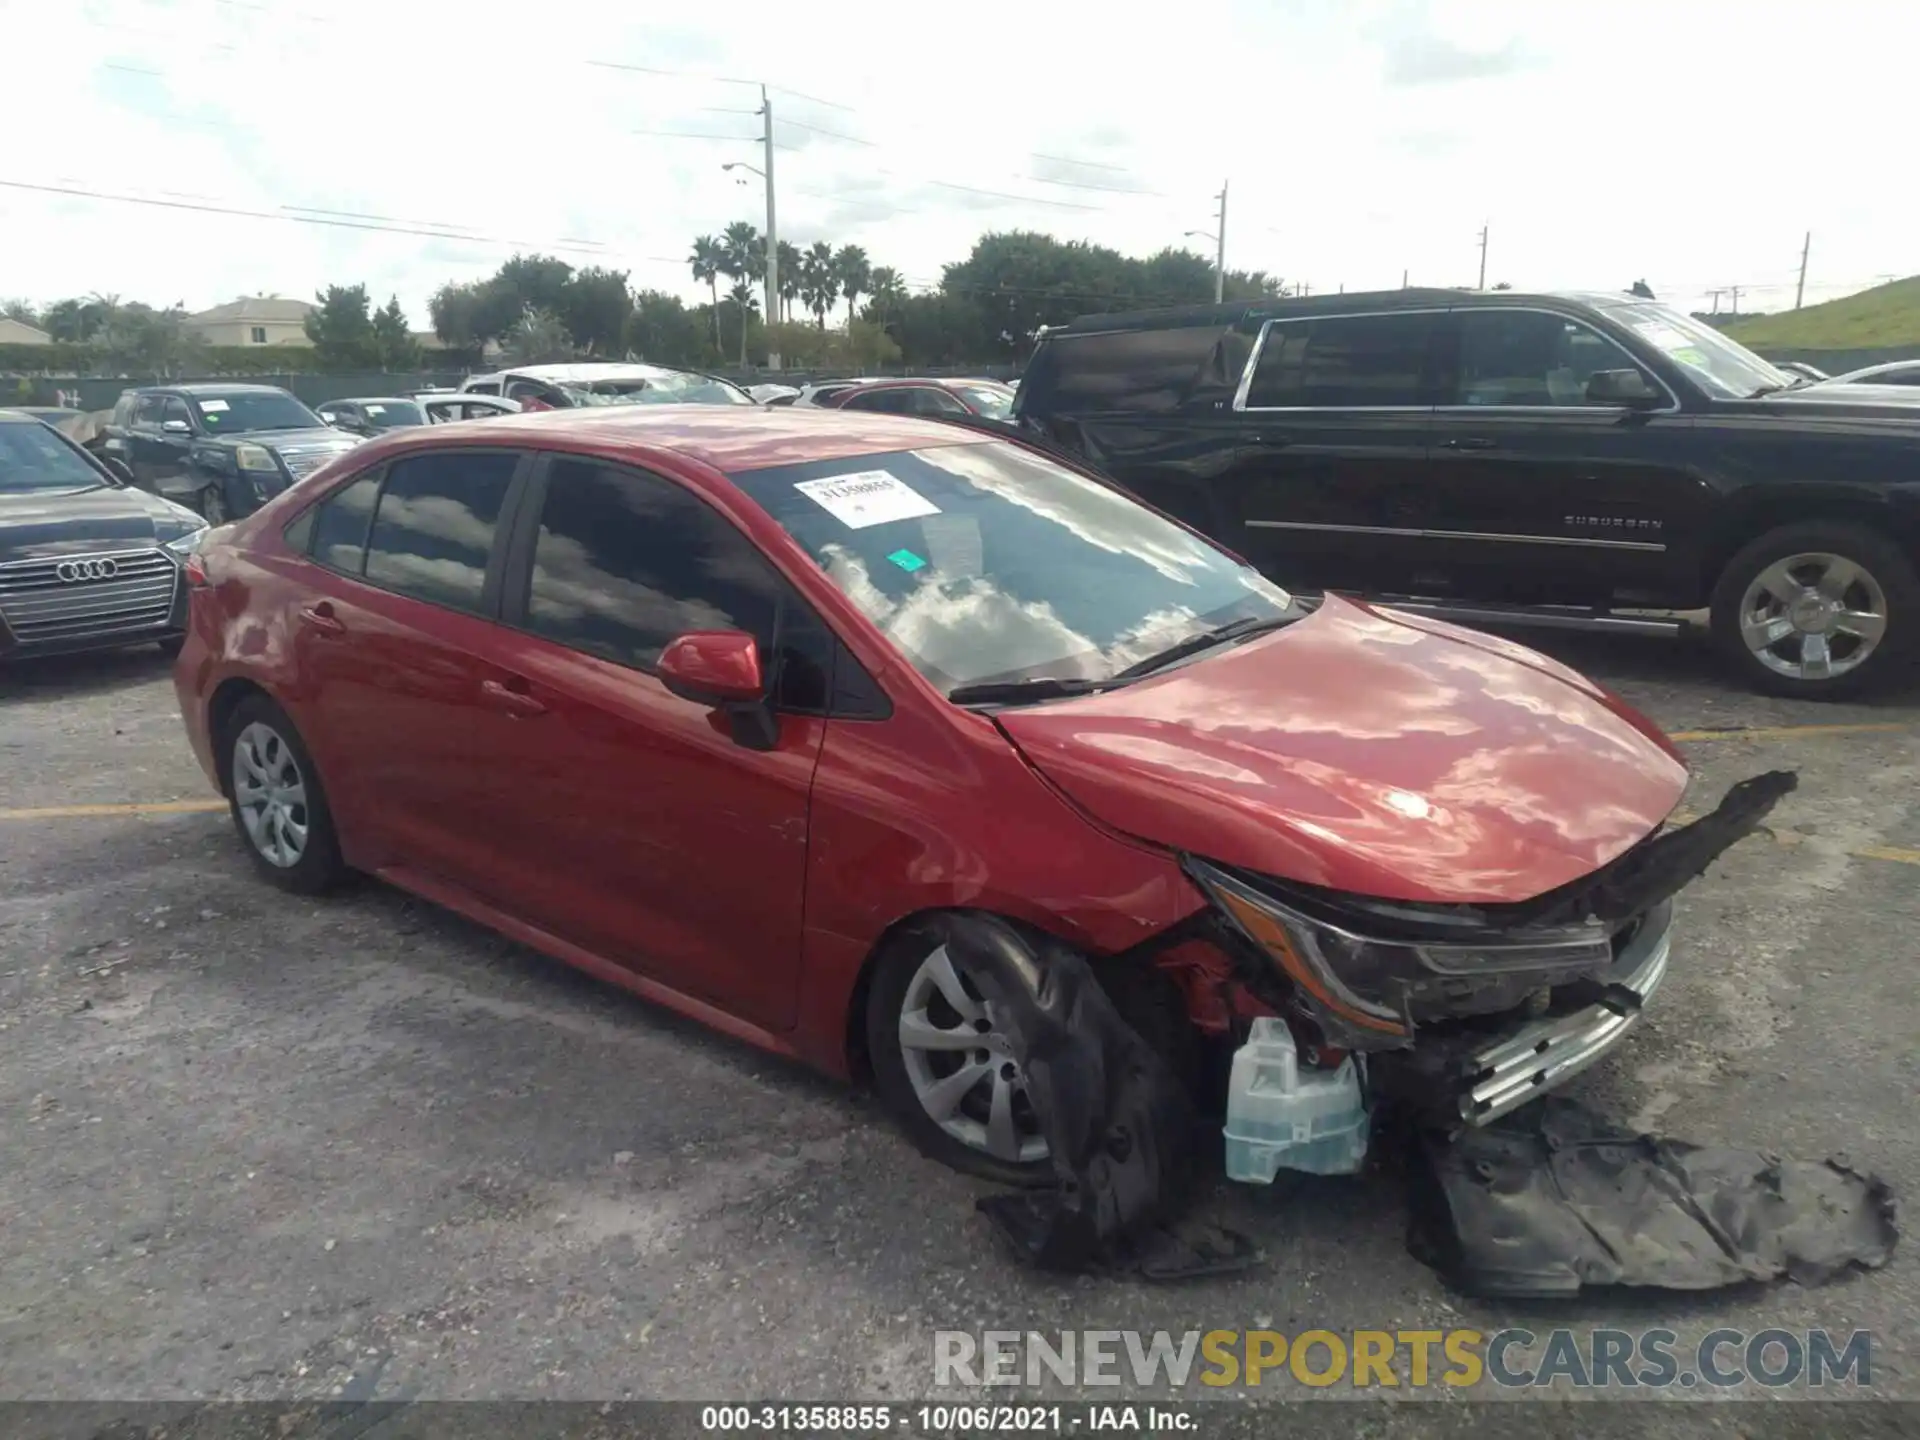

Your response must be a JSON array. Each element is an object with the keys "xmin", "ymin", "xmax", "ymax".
[
  {"xmin": 896, "ymin": 943, "xmax": 1049, "ymax": 1165},
  {"xmin": 1736, "ymin": 551, "xmax": 1888, "ymax": 682},
  {"xmin": 232, "ymin": 720, "xmax": 308, "ymax": 867}
]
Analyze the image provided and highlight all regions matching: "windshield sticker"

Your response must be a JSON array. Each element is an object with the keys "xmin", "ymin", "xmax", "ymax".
[
  {"xmin": 795, "ymin": 470, "xmax": 940, "ymax": 529},
  {"xmin": 199, "ymin": 398, "xmax": 230, "ymax": 413},
  {"xmin": 1629, "ymin": 322, "xmax": 1692, "ymax": 352},
  {"xmin": 365, "ymin": 404, "xmax": 385, "ymax": 415},
  {"xmin": 885, "ymin": 548, "xmax": 927, "ymax": 573}
]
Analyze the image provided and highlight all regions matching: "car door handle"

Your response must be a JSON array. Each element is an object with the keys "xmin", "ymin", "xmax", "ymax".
[
  {"xmin": 1441, "ymin": 436, "xmax": 1497, "ymax": 450},
  {"xmin": 299, "ymin": 602, "xmax": 345, "ymax": 635},
  {"xmin": 479, "ymin": 678, "xmax": 548, "ymax": 718}
]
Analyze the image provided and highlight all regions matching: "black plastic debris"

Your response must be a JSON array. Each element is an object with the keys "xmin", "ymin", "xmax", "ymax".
[
  {"xmin": 1408, "ymin": 1096, "xmax": 1899, "ymax": 1298},
  {"xmin": 949, "ymin": 914, "xmax": 1264, "ymax": 1280},
  {"xmin": 1507, "ymin": 769, "xmax": 1798, "ymax": 928}
]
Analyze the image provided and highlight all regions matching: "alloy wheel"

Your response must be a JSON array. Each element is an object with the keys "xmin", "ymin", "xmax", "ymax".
[
  {"xmin": 232, "ymin": 721, "xmax": 309, "ymax": 868},
  {"xmin": 1736, "ymin": 551, "xmax": 1889, "ymax": 682},
  {"xmin": 897, "ymin": 944, "xmax": 1049, "ymax": 1164}
]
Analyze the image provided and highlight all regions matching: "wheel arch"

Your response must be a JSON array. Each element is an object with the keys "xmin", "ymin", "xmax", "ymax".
[
  {"xmin": 205, "ymin": 676, "xmax": 274, "ymax": 795},
  {"xmin": 1702, "ymin": 489, "xmax": 1920, "ymax": 596}
]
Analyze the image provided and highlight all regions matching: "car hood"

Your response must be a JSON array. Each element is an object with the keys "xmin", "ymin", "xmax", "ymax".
[
  {"xmin": 0, "ymin": 485, "xmax": 202, "ymax": 562},
  {"xmin": 1756, "ymin": 382, "xmax": 1920, "ymax": 419},
  {"xmin": 200, "ymin": 426, "xmax": 355, "ymax": 452},
  {"xmin": 994, "ymin": 595, "xmax": 1690, "ymax": 905}
]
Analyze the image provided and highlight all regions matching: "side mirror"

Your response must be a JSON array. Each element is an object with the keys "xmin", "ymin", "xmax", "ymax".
[
  {"xmin": 657, "ymin": 630, "xmax": 777, "ymax": 750},
  {"xmin": 101, "ymin": 456, "xmax": 136, "ymax": 485},
  {"xmin": 162, "ymin": 419, "xmax": 192, "ymax": 435},
  {"xmin": 1585, "ymin": 369, "xmax": 1663, "ymax": 408}
]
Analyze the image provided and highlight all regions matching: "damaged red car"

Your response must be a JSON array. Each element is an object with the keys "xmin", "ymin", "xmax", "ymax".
[{"xmin": 174, "ymin": 406, "xmax": 1743, "ymax": 1186}]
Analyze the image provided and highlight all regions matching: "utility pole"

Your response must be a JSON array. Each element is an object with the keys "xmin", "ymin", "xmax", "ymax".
[
  {"xmin": 1401, "ymin": 268, "xmax": 1409, "ymax": 289},
  {"xmin": 1476, "ymin": 222, "xmax": 1489, "ymax": 290},
  {"xmin": 1728, "ymin": 285, "xmax": 1743, "ymax": 315},
  {"xmin": 1707, "ymin": 288, "xmax": 1723, "ymax": 314},
  {"xmin": 1213, "ymin": 182, "xmax": 1228, "ymax": 303},
  {"xmin": 1795, "ymin": 231, "xmax": 1811, "ymax": 310},
  {"xmin": 760, "ymin": 85, "xmax": 780, "ymax": 369}
]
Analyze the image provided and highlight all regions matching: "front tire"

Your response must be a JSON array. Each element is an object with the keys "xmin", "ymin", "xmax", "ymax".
[
  {"xmin": 866, "ymin": 919, "xmax": 1055, "ymax": 1185},
  {"xmin": 218, "ymin": 695, "xmax": 345, "ymax": 894},
  {"xmin": 200, "ymin": 482, "xmax": 230, "ymax": 526},
  {"xmin": 1709, "ymin": 521, "xmax": 1918, "ymax": 699}
]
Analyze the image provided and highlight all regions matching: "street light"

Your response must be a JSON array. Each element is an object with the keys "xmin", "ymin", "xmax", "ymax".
[{"xmin": 1186, "ymin": 181, "xmax": 1229, "ymax": 303}]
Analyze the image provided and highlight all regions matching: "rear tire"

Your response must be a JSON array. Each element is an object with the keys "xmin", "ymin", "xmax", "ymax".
[
  {"xmin": 217, "ymin": 694, "xmax": 345, "ymax": 895},
  {"xmin": 1709, "ymin": 521, "xmax": 1918, "ymax": 699}
]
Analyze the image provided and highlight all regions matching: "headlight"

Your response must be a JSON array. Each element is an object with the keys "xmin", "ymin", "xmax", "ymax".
[
  {"xmin": 164, "ymin": 526, "xmax": 209, "ymax": 556},
  {"xmin": 234, "ymin": 444, "xmax": 280, "ymax": 473},
  {"xmin": 1188, "ymin": 860, "xmax": 1616, "ymax": 1048}
]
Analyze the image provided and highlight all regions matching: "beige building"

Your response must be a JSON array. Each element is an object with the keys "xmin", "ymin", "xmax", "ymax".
[
  {"xmin": 186, "ymin": 296, "xmax": 315, "ymax": 347},
  {"xmin": 0, "ymin": 317, "xmax": 52, "ymax": 345}
]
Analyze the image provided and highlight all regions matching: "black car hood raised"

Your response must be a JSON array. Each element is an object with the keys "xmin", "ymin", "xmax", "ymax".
[{"xmin": 0, "ymin": 485, "xmax": 197, "ymax": 563}]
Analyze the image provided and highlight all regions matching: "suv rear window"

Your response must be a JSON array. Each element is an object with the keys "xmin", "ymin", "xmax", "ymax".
[
  {"xmin": 1019, "ymin": 323, "xmax": 1225, "ymax": 415},
  {"xmin": 1243, "ymin": 312, "xmax": 1438, "ymax": 408}
]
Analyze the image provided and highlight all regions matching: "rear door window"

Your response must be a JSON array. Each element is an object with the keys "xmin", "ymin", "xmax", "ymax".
[
  {"xmin": 307, "ymin": 472, "xmax": 384, "ymax": 574},
  {"xmin": 362, "ymin": 451, "xmax": 520, "ymax": 613},
  {"xmin": 1020, "ymin": 323, "xmax": 1225, "ymax": 415},
  {"xmin": 1243, "ymin": 312, "xmax": 1439, "ymax": 408}
]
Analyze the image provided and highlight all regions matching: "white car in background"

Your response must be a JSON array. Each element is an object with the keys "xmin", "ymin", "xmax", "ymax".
[{"xmin": 458, "ymin": 363, "xmax": 754, "ymax": 409}]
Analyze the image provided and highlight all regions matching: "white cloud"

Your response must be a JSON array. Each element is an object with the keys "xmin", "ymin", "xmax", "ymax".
[{"xmin": 4, "ymin": 0, "xmax": 1913, "ymax": 324}]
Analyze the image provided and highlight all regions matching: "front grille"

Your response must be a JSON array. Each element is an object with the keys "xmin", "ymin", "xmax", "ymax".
[
  {"xmin": 277, "ymin": 445, "xmax": 351, "ymax": 480},
  {"xmin": 0, "ymin": 548, "xmax": 180, "ymax": 646}
]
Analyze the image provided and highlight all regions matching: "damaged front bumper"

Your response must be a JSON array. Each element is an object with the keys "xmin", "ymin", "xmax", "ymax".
[{"xmin": 1461, "ymin": 899, "xmax": 1671, "ymax": 1125}]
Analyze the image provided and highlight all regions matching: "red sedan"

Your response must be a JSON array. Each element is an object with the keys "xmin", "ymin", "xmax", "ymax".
[{"xmin": 174, "ymin": 406, "xmax": 1695, "ymax": 1181}]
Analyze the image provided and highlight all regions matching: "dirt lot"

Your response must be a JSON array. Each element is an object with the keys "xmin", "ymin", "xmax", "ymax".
[{"xmin": 1, "ymin": 631, "xmax": 1916, "ymax": 1431}]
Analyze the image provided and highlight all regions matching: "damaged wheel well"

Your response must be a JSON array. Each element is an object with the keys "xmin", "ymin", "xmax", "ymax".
[
  {"xmin": 206, "ymin": 677, "xmax": 271, "ymax": 795},
  {"xmin": 840, "ymin": 908, "xmax": 1204, "ymax": 1091}
]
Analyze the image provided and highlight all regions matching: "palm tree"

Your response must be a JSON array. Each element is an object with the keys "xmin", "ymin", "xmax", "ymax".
[
  {"xmin": 689, "ymin": 236, "xmax": 723, "ymax": 350},
  {"xmin": 800, "ymin": 241, "xmax": 838, "ymax": 329},
  {"xmin": 866, "ymin": 266, "xmax": 907, "ymax": 329},
  {"xmin": 726, "ymin": 280, "xmax": 759, "ymax": 367},
  {"xmin": 721, "ymin": 222, "xmax": 763, "ymax": 286},
  {"xmin": 833, "ymin": 245, "xmax": 871, "ymax": 332},
  {"xmin": 776, "ymin": 241, "xmax": 802, "ymax": 323}
]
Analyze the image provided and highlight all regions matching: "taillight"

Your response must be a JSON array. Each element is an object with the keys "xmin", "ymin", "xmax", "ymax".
[{"xmin": 183, "ymin": 553, "xmax": 210, "ymax": 588}]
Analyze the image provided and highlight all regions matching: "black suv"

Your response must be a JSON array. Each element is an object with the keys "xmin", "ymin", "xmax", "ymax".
[
  {"xmin": 1013, "ymin": 290, "xmax": 1920, "ymax": 697},
  {"xmin": 96, "ymin": 384, "xmax": 364, "ymax": 523}
]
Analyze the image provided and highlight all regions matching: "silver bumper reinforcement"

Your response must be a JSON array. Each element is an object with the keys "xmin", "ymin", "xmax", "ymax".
[{"xmin": 1462, "ymin": 904, "xmax": 1673, "ymax": 1126}]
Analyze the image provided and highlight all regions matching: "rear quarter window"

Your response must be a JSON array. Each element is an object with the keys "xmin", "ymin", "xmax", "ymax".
[{"xmin": 1017, "ymin": 323, "xmax": 1227, "ymax": 416}]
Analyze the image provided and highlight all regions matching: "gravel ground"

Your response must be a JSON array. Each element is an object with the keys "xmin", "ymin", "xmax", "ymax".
[{"xmin": 0, "ymin": 630, "xmax": 1916, "ymax": 1435}]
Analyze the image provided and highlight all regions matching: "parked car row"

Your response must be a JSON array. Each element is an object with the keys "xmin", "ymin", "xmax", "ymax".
[
  {"xmin": 170, "ymin": 403, "xmax": 1724, "ymax": 1184},
  {"xmin": 1010, "ymin": 289, "xmax": 1920, "ymax": 698}
]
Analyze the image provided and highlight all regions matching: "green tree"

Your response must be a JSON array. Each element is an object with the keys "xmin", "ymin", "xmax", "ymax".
[
  {"xmin": 40, "ymin": 297, "xmax": 102, "ymax": 343},
  {"xmin": 689, "ymin": 236, "xmax": 724, "ymax": 350},
  {"xmin": 865, "ymin": 266, "xmax": 907, "ymax": 330},
  {"xmin": 799, "ymin": 241, "xmax": 838, "ymax": 328},
  {"xmin": 428, "ymin": 282, "xmax": 487, "ymax": 353},
  {"xmin": 725, "ymin": 279, "xmax": 759, "ymax": 366},
  {"xmin": 776, "ymin": 240, "xmax": 802, "ymax": 323},
  {"xmin": 833, "ymin": 245, "xmax": 871, "ymax": 331},
  {"xmin": 372, "ymin": 296, "xmax": 420, "ymax": 370},
  {"xmin": 559, "ymin": 266, "xmax": 632, "ymax": 354},
  {"xmin": 504, "ymin": 307, "xmax": 571, "ymax": 365},
  {"xmin": 304, "ymin": 285, "xmax": 383, "ymax": 370},
  {"xmin": 2, "ymin": 299, "xmax": 38, "ymax": 327},
  {"xmin": 91, "ymin": 302, "xmax": 207, "ymax": 378},
  {"xmin": 626, "ymin": 290, "xmax": 710, "ymax": 367}
]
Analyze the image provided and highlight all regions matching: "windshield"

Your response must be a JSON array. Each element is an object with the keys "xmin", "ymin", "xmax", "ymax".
[
  {"xmin": 357, "ymin": 400, "xmax": 426, "ymax": 429},
  {"xmin": 0, "ymin": 420, "xmax": 109, "ymax": 493},
  {"xmin": 729, "ymin": 440, "xmax": 1295, "ymax": 693},
  {"xmin": 956, "ymin": 384, "xmax": 1014, "ymax": 418},
  {"xmin": 192, "ymin": 391, "xmax": 324, "ymax": 434},
  {"xmin": 1610, "ymin": 303, "xmax": 1792, "ymax": 398}
]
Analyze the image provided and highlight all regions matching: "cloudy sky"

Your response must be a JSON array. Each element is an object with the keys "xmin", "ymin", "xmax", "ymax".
[{"xmin": 4, "ymin": 0, "xmax": 1913, "ymax": 327}]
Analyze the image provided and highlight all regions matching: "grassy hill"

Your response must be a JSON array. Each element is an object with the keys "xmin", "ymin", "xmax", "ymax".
[{"xmin": 1723, "ymin": 275, "xmax": 1920, "ymax": 349}]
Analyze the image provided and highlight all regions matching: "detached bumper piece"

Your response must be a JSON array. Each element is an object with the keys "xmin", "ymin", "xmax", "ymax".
[
  {"xmin": 948, "ymin": 915, "xmax": 1263, "ymax": 1280},
  {"xmin": 1408, "ymin": 1097, "xmax": 1899, "ymax": 1298}
]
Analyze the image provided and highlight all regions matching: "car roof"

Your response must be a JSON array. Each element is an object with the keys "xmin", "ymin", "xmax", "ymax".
[
  {"xmin": 470, "ymin": 362, "xmax": 699, "ymax": 384},
  {"xmin": 0, "ymin": 408, "xmax": 49, "ymax": 425},
  {"xmin": 1050, "ymin": 287, "xmax": 1656, "ymax": 335},
  {"xmin": 1836, "ymin": 360, "xmax": 1920, "ymax": 380},
  {"xmin": 858, "ymin": 377, "xmax": 1008, "ymax": 391},
  {"xmin": 364, "ymin": 404, "xmax": 987, "ymax": 473},
  {"xmin": 327, "ymin": 396, "xmax": 420, "ymax": 406},
  {"xmin": 122, "ymin": 382, "xmax": 297, "ymax": 396}
]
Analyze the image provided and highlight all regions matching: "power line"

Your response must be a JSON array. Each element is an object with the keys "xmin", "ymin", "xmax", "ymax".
[{"xmin": 0, "ymin": 177, "xmax": 623, "ymax": 257}]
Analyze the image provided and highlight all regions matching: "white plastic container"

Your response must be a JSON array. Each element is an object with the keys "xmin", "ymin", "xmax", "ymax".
[{"xmin": 1222, "ymin": 1017, "xmax": 1369, "ymax": 1181}]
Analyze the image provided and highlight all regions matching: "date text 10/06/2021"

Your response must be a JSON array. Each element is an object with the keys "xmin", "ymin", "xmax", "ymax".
[{"xmin": 701, "ymin": 1406, "xmax": 1193, "ymax": 1433}]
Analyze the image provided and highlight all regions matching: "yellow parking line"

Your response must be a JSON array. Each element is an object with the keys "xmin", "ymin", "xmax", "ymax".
[
  {"xmin": 0, "ymin": 799, "xmax": 226, "ymax": 821},
  {"xmin": 1852, "ymin": 843, "xmax": 1920, "ymax": 867},
  {"xmin": 1668, "ymin": 722, "xmax": 1910, "ymax": 743}
]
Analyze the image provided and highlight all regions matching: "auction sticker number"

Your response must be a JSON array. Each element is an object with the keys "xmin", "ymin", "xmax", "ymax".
[{"xmin": 795, "ymin": 471, "xmax": 940, "ymax": 530}]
